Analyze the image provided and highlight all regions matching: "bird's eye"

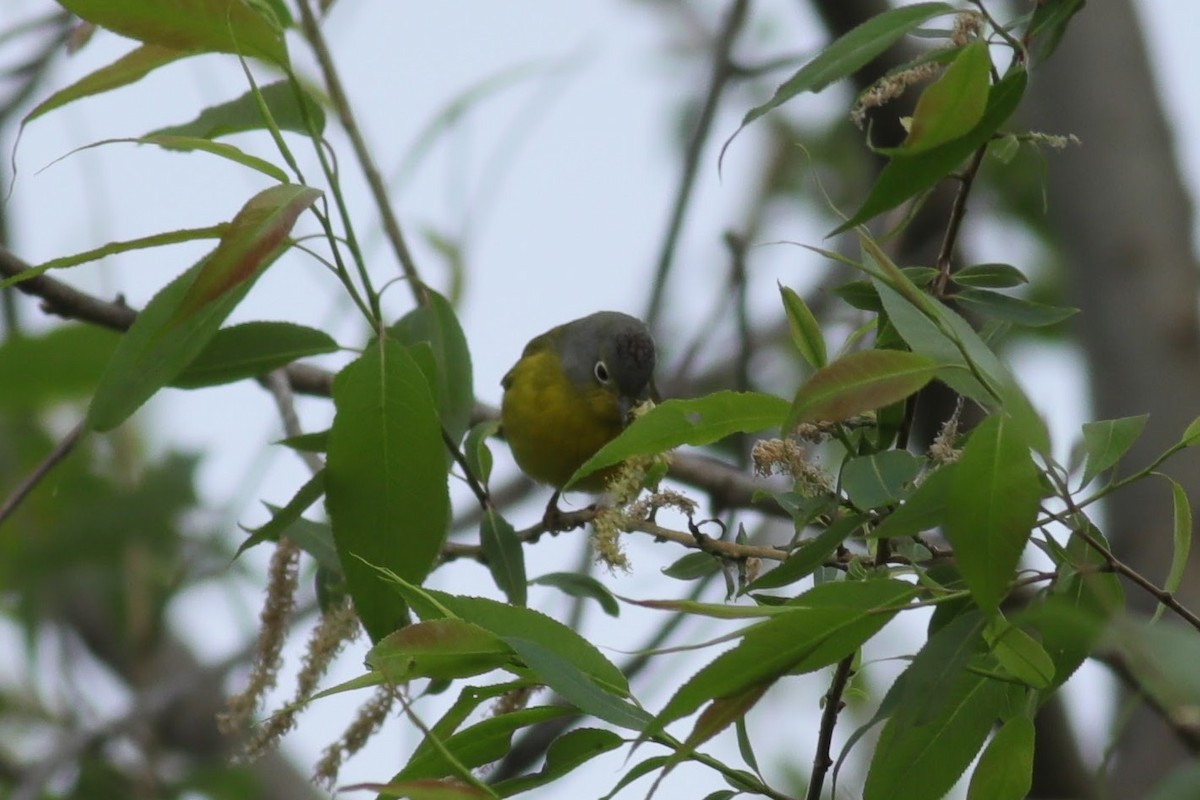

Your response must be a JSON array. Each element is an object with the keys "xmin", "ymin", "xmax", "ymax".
[{"xmin": 594, "ymin": 360, "xmax": 611, "ymax": 384}]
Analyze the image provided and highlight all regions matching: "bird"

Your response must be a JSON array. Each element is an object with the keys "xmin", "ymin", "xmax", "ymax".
[{"xmin": 500, "ymin": 311, "xmax": 657, "ymax": 524}]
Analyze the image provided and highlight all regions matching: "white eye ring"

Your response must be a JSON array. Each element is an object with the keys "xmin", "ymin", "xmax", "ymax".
[{"xmin": 594, "ymin": 360, "xmax": 611, "ymax": 384}]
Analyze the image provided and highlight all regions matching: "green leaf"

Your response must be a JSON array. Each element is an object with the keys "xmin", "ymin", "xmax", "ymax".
[
  {"xmin": 868, "ymin": 463, "xmax": 955, "ymax": 540},
  {"xmin": 863, "ymin": 669, "xmax": 1015, "ymax": 800},
  {"xmin": 58, "ymin": 0, "xmax": 288, "ymax": 66},
  {"xmin": 656, "ymin": 579, "xmax": 915, "ymax": 727},
  {"xmin": 749, "ymin": 515, "xmax": 863, "ymax": 591},
  {"xmin": 396, "ymin": 706, "xmax": 571, "ymax": 782},
  {"xmin": 365, "ymin": 779, "xmax": 491, "ymax": 799},
  {"xmin": 1079, "ymin": 415, "xmax": 1149, "ymax": 488},
  {"xmin": 23, "ymin": 43, "xmax": 189, "ymax": 125},
  {"xmin": 173, "ymin": 184, "xmax": 321, "ymax": 321},
  {"xmin": 893, "ymin": 41, "xmax": 990, "ymax": 155},
  {"xmin": 942, "ymin": 415, "xmax": 1043, "ymax": 613},
  {"xmin": 779, "ymin": 283, "xmax": 827, "ymax": 368},
  {"xmin": 171, "ymin": 321, "xmax": 337, "ymax": 388},
  {"xmin": 139, "ymin": 134, "xmax": 291, "ymax": 181},
  {"xmin": 661, "ymin": 551, "xmax": 721, "ymax": 581},
  {"xmin": 389, "ymin": 289, "xmax": 475, "ymax": 446},
  {"xmin": 366, "ymin": 619, "xmax": 513, "ymax": 682},
  {"xmin": 570, "ymin": 391, "xmax": 788, "ymax": 487},
  {"xmin": 0, "ymin": 325, "xmax": 120, "ymax": 409},
  {"xmin": 1182, "ymin": 415, "xmax": 1200, "ymax": 447},
  {"xmin": 898, "ymin": 612, "xmax": 988, "ymax": 726},
  {"xmin": 951, "ymin": 263, "xmax": 1030, "ymax": 289},
  {"xmin": 834, "ymin": 68, "xmax": 1027, "ymax": 234},
  {"xmin": 326, "ymin": 340, "xmax": 450, "ymax": 641},
  {"xmin": 953, "ymin": 288, "xmax": 1078, "ymax": 328},
  {"xmin": 480, "ymin": 511, "xmax": 527, "ymax": 607},
  {"xmin": 388, "ymin": 581, "xmax": 629, "ymax": 695},
  {"xmin": 84, "ymin": 186, "xmax": 319, "ymax": 432},
  {"xmin": 278, "ymin": 429, "xmax": 328, "ymax": 453},
  {"xmin": 842, "ymin": 450, "xmax": 921, "ymax": 510},
  {"xmin": 0, "ymin": 225, "xmax": 227, "ymax": 289},
  {"xmin": 786, "ymin": 349, "xmax": 939, "ymax": 430},
  {"xmin": 148, "ymin": 80, "xmax": 324, "ymax": 139},
  {"xmin": 235, "ymin": 469, "xmax": 326, "ymax": 559},
  {"xmin": 1027, "ymin": 0, "xmax": 1085, "ymax": 63},
  {"xmin": 504, "ymin": 637, "xmax": 652, "ymax": 731},
  {"xmin": 966, "ymin": 714, "xmax": 1035, "ymax": 800},
  {"xmin": 1107, "ymin": 619, "xmax": 1200, "ymax": 723},
  {"xmin": 463, "ymin": 420, "xmax": 499, "ymax": 485},
  {"xmin": 1153, "ymin": 476, "xmax": 1193, "ymax": 624},
  {"xmin": 530, "ymin": 572, "xmax": 619, "ymax": 617},
  {"xmin": 732, "ymin": 3, "xmax": 955, "ymax": 130},
  {"xmin": 985, "ymin": 618, "xmax": 1055, "ymax": 689},
  {"xmin": 494, "ymin": 728, "xmax": 624, "ymax": 796}
]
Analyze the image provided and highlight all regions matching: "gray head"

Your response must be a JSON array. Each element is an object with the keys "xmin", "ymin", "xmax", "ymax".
[{"xmin": 557, "ymin": 311, "xmax": 656, "ymax": 403}]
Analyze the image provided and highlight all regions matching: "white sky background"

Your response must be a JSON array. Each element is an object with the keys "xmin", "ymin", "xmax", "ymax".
[{"xmin": 2, "ymin": 1, "xmax": 1199, "ymax": 798}]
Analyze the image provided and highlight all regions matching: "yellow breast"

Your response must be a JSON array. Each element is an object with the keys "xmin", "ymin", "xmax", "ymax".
[{"xmin": 501, "ymin": 350, "xmax": 624, "ymax": 490}]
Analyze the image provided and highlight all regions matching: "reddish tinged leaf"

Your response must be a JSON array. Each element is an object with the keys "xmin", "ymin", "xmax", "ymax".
[
  {"xmin": 173, "ymin": 184, "xmax": 320, "ymax": 321},
  {"xmin": 787, "ymin": 349, "xmax": 939, "ymax": 429}
]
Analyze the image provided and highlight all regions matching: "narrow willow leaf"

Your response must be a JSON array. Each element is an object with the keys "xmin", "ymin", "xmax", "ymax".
[
  {"xmin": 662, "ymin": 551, "xmax": 721, "ymax": 581},
  {"xmin": 863, "ymin": 669, "xmax": 1014, "ymax": 800},
  {"xmin": 892, "ymin": 41, "xmax": 990, "ymax": 154},
  {"xmin": 570, "ymin": 391, "xmax": 788, "ymax": 486},
  {"xmin": 58, "ymin": 0, "xmax": 288, "ymax": 65},
  {"xmin": 480, "ymin": 510, "xmax": 527, "ymax": 607},
  {"xmin": 23, "ymin": 43, "xmax": 189, "ymax": 125},
  {"xmin": 278, "ymin": 429, "xmax": 328, "ymax": 453},
  {"xmin": 171, "ymin": 321, "xmax": 337, "ymax": 388},
  {"xmin": 954, "ymin": 287, "xmax": 1078, "ymax": 327},
  {"xmin": 395, "ymin": 706, "xmax": 571, "ymax": 782},
  {"xmin": 361, "ymin": 779, "xmax": 491, "ymax": 799},
  {"xmin": 390, "ymin": 289, "xmax": 474, "ymax": 446},
  {"xmin": 1148, "ymin": 763, "xmax": 1200, "ymax": 800},
  {"xmin": 786, "ymin": 349, "xmax": 939, "ymax": 430},
  {"xmin": 952, "ymin": 263, "xmax": 1030, "ymax": 289},
  {"xmin": 326, "ymin": 340, "xmax": 449, "ymax": 641},
  {"xmin": 235, "ymin": 469, "xmax": 325, "ymax": 559},
  {"xmin": 0, "ymin": 224, "xmax": 227, "ymax": 289},
  {"xmin": 867, "ymin": 463, "xmax": 956, "ymax": 540},
  {"xmin": 657, "ymin": 579, "xmax": 915, "ymax": 726},
  {"xmin": 779, "ymin": 283, "xmax": 827, "ymax": 368},
  {"xmin": 387, "ymin": 580, "xmax": 629, "ymax": 695},
  {"xmin": 140, "ymin": 135, "xmax": 291, "ymax": 181},
  {"xmin": 966, "ymin": 714, "xmax": 1035, "ymax": 800},
  {"xmin": 942, "ymin": 415, "xmax": 1043, "ymax": 613},
  {"xmin": 749, "ymin": 515, "xmax": 863, "ymax": 591},
  {"xmin": 366, "ymin": 619, "xmax": 513, "ymax": 682},
  {"xmin": 504, "ymin": 637, "xmax": 653, "ymax": 731},
  {"xmin": 1153, "ymin": 475, "xmax": 1193, "ymax": 623},
  {"xmin": 900, "ymin": 612, "xmax": 988, "ymax": 726},
  {"xmin": 1079, "ymin": 415, "xmax": 1149, "ymax": 488},
  {"xmin": 731, "ymin": 3, "xmax": 955, "ymax": 132},
  {"xmin": 986, "ymin": 618, "xmax": 1055, "ymax": 689},
  {"xmin": 1027, "ymin": 0, "xmax": 1085, "ymax": 63},
  {"xmin": 1181, "ymin": 415, "xmax": 1200, "ymax": 447},
  {"xmin": 530, "ymin": 572, "xmax": 619, "ymax": 617},
  {"xmin": 1109, "ymin": 620, "xmax": 1200, "ymax": 712},
  {"xmin": 174, "ymin": 184, "xmax": 321, "ymax": 320},
  {"xmin": 493, "ymin": 728, "xmax": 624, "ymax": 796},
  {"xmin": 834, "ymin": 69, "xmax": 1027, "ymax": 234},
  {"xmin": 463, "ymin": 420, "xmax": 499, "ymax": 485},
  {"xmin": 148, "ymin": 80, "xmax": 324, "ymax": 139},
  {"xmin": 842, "ymin": 450, "xmax": 921, "ymax": 510}
]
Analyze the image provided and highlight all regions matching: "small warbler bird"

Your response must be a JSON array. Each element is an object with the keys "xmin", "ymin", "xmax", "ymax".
[{"xmin": 501, "ymin": 311, "xmax": 657, "ymax": 504}]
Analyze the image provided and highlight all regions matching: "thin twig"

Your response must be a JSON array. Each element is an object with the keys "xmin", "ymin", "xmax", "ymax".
[
  {"xmin": 645, "ymin": 0, "xmax": 751, "ymax": 328},
  {"xmin": 807, "ymin": 655, "xmax": 855, "ymax": 800},
  {"xmin": 0, "ymin": 421, "xmax": 85, "ymax": 531},
  {"xmin": 296, "ymin": 0, "xmax": 427, "ymax": 305},
  {"xmin": 264, "ymin": 370, "xmax": 323, "ymax": 476},
  {"xmin": 443, "ymin": 427, "xmax": 492, "ymax": 511},
  {"xmin": 932, "ymin": 144, "xmax": 988, "ymax": 297}
]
